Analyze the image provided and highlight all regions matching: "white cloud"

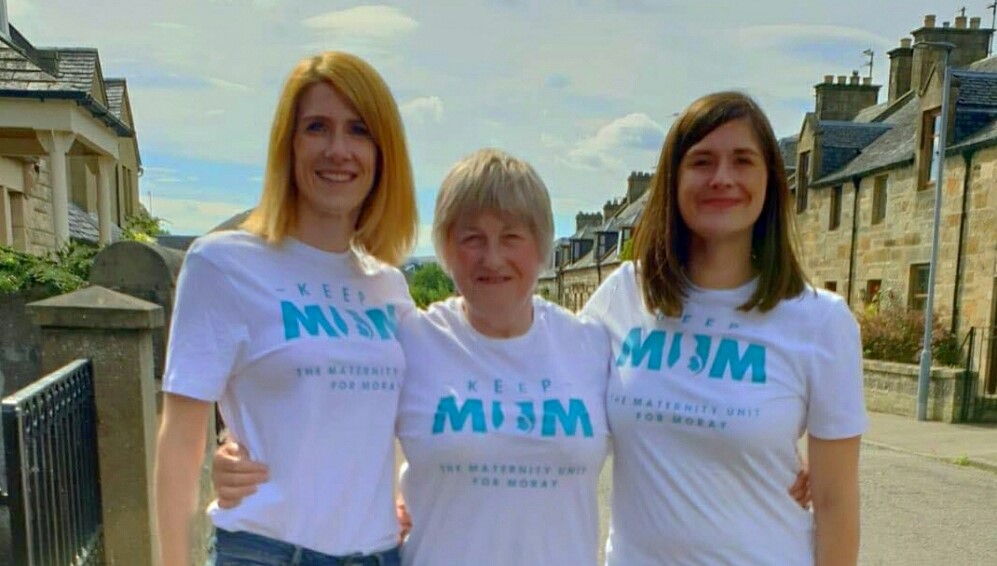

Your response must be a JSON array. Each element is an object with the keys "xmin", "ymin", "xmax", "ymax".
[
  {"xmin": 737, "ymin": 24, "xmax": 893, "ymax": 49},
  {"xmin": 401, "ymin": 96, "xmax": 444, "ymax": 124},
  {"xmin": 565, "ymin": 113, "xmax": 665, "ymax": 171},
  {"xmin": 205, "ymin": 77, "xmax": 253, "ymax": 91},
  {"xmin": 302, "ymin": 5, "xmax": 418, "ymax": 38},
  {"xmin": 152, "ymin": 196, "xmax": 249, "ymax": 235}
]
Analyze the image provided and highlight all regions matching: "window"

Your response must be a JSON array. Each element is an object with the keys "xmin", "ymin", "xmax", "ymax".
[
  {"xmin": 872, "ymin": 175, "xmax": 887, "ymax": 225},
  {"xmin": 796, "ymin": 151, "xmax": 811, "ymax": 213},
  {"xmin": 829, "ymin": 185, "xmax": 842, "ymax": 230},
  {"xmin": 825, "ymin": 281, "xmax": 838, "ymax": 293},
  {"xmin": 620, "ymin": 226, "xmax": 633, "ymax": 245},
  {"xmin": 866, "ymin": 279, "xmax": 882, "ymax": 304},
  {"xmin": 909, "ymin": 264, "xmax": 930, "ymax": 311},
  {"xmin": 919, "ymin": 109, "xmax": 941, "ymax": 191}
]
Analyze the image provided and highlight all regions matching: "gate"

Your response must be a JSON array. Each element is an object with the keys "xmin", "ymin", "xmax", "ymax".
[
  {"xmin": 1, "ymin": 359, "xmax": 103, "ymax": 565},
  {"xmin": 960, "ymin": 327, "xmax": 997, "ymax": 422}
]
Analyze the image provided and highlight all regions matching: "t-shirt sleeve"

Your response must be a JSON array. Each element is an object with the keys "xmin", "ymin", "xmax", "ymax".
[
  {"xmin": 580, "ymin": 262, "xmax": 626, "ymax": 323},
  {"xmin": 162, "ymin": 249, "xmax": 249, "ymax": 402},
  {"xmin": 806, "ymin": 296, "xmax": 868, "ymax": 439}
]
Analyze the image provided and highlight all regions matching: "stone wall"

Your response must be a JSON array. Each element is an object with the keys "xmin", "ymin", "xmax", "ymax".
[
  {"xmin": 25, "ymin": 155, "xmax": 55, "ymax": 254},
  {"xmin": 863, "ymin": 359, "xmax": 975, "ymax": 422},
  {"xmin": 0, "ymin": 289, "xmax": 45, "ymax": 396}
]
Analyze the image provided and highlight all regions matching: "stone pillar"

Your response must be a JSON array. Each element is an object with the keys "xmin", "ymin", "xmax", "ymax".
[
  {"xmin": 37, "ymin": 131, "xmax": 75, "ymax": 248},
  {"xmin": 27, "ymin": 286, "xmax": 163, "ymax": 566},
  {"xmin": 97, "ymin": 156, "xmax": 115, "ymax": 244}
]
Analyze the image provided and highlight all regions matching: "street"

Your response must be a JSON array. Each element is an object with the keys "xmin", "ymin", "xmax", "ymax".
[{"xmin": 596, "ymin": 444, "xmax": 997, "ymax": 565}]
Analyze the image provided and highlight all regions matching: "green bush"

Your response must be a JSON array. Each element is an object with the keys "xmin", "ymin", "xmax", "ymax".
[
  {"xmin": 408, "ymin": 262, "xmax": 456, "ymax": 308},
  {"xmin": 123, "ymin": 207, "xmax": 169, "ymax": 242},
  {"xmin": 0, "ymin": 241, "xmax": 99, "ymax": 298},
  {"xmin": 857, "ymin": 295, "xmax": 961, "ymax": 367}
]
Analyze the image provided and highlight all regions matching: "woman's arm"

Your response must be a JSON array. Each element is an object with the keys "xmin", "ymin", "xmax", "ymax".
[
  {"xmin": 155, "ymin": 393, "xmax": 214, "ymax": 566},
  {"xmin": 808, "ymin": 434, "xmax": 861, "ymax": 566}
]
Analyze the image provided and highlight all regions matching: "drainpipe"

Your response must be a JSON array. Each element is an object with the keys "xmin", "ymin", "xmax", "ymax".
[
  {"xmin": 951, "ymin": 149, "xmax": 976, "ymax": 334},
  {"xmin": 846, "ymin": 175, "xmax": 862, "ymax": 307}
]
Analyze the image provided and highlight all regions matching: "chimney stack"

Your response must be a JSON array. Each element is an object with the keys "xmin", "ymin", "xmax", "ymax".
[
  {"xmin": 814, "ymin": 71, "xmax": 882, "ymax": 121},
  {"xmin": 911, "ymin": 12, "xmax": 994, "ymax": 92},
  {"xmin": 888, "ymin": 37, "xmax": 914, "ymax": 103}
]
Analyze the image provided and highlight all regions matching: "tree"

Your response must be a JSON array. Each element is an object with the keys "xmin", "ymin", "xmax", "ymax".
[
  {"xmin": 123, "ymin": 206, "xmax": 170, "ymax": 242},
  {"xmin": 408, "ymin": 262, "xmax": 456, "ymax": 308}
]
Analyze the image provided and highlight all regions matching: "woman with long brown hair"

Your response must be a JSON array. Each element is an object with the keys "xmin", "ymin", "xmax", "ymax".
[{"xmin": 584, "ymin": 91, "xmax": 865, "ymax": 565}]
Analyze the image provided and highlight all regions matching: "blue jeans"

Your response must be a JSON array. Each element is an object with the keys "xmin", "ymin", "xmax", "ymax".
[{"xmin": 210, "ymin": 528, "xmax": 402, "ymax": 566}]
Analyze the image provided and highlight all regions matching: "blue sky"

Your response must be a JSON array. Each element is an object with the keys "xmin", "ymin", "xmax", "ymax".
[{"xmin": 7, "ymin": 0, "xmax": 977, "ymax": 256}]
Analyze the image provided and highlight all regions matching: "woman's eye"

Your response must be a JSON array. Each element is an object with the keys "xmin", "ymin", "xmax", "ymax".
[
  {"xmin": 305, "ymin": 121, "xmax": 326, "ymax": 133},
  {"xmin": 350, "ymin": 121, "xmax": 371, "ymax": 136}
]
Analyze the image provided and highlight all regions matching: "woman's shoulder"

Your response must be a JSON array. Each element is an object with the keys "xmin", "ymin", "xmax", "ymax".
[
  {"xmin": 535, "ymin": 297, "xmax": 610, "ymax": 342},
  {"xmin": 187, "ymin": 229, "xmax": 266, "ymax": 258},
  {"xmin": 777, "ymin": 285, "xmax": 856, "ymax": 326}
]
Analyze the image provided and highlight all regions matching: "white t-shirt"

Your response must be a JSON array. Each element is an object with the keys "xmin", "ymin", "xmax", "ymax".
[
  {"xmin": 163, "ymin": 230, "xmax": 412, "ymax": 555},
  {"xmin": 582, "ymin": 262, "xmax": 867, "ymax": 566},
  {"xmin": 397, "ymin": 296, "xmax": 611, "ymax": 566}
]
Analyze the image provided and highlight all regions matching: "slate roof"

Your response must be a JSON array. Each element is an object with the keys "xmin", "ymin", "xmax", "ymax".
[
  {"xmin": 853, "ymin": 101, "xmax": 891, "ymax": 123},
  {"xmin": 68, "ymin": 202, "xmax": 123, "ymax": 243},
  {"xmin": 104, "ymin": 78, "xmax": 125, "ymax": 120},
  {"xmin": 0, "ymin": 28, "xmax": 132, "ymax": 136},
  {"xmin": 814, "ymin": 96, "xmax": 920, "ymax": 186},
  {"xmin": 816, "ymin": 121, "xmax": 891, "ymax": 178},
  {"xmin": 778, "ymin": 135, "xmax": 798, "ymax": 171},
  {"xmin": 956, "ymin": 71, "xmax": 997, "ymax": 107}
]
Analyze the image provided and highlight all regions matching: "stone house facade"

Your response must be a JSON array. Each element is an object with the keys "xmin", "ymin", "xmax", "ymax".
[
  {"xmin": 0, "ymin": 7, "xmax": 141, "ymax": 255},
  {"xmin": 792, "ymin": 13, "xmax": 997, "ymax": 393}
]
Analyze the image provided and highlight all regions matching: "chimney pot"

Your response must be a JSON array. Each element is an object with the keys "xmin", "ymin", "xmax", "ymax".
[
  {"xmin": 824, "ymin": 74, "xmax": 834, "ymax": 84},
  {"xmin": 862, "ymin": 77, "xmax": 872, "ymax": 85},
  {"xmin": 924, "ymin": 14, "xmax": 936, "ymax": 27},
  {"xmin": 955, "ymin": 16, "xmax": 967, "ymax": 29},
  {"xmin": 942, "ymin": 21, "xmax": 950, "ymax": 28},
  {"xmin": 900, "ymin": 38, "xmax": 912, "ymax": 48},
  {"xmin": 849, "ymin": 72, "xmax": 860, "ymax": 85},
  {"xmin": 970, "ymin": 17, "xmax": 981, "ymax": 29},
  {"xmin": 837, "ymin": 75, "xmax": 847, "ymax": 85}
]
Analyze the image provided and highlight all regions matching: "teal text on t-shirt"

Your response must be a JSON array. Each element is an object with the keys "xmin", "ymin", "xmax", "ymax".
[{"xmin": 616, "ymin": 327, "xmax": 767, "ymax": 384}]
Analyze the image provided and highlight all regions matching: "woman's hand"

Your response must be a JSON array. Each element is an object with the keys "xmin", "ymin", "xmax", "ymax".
[
  {"xmin": 396, "ymin": 493, "xmax": 412, "ymax": 542},
  {"xmin": 212, "ymin": 440, "xmax": 269, "ymax": 509},
  {"xmin": 789, "ymin": 460, "xmax": 812, "ymax": 509}
]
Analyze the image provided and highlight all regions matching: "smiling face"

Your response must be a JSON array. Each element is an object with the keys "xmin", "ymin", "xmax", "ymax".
[
  {"xmin": 446, "ymin": 210, "xmax": 541, "ymax": 321},
  {"xmin": 676, "ymin": 117, "xmax": 767, "ymax": 248},
  {"xmin": 292, "ymin": 81, "xmax": 377, "ymax": 226}
]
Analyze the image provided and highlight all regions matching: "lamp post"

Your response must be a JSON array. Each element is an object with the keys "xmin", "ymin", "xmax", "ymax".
[{"xmin": 915, "ymin": 40, "xmax": 956, "ymax": 421}]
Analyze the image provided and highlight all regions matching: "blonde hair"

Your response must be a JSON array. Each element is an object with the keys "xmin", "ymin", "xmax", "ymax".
[
  {"xmin": 242, "ymin": 51, "xmax": 417, "ymax": 266},
  {"xmin": 432, "ymin": 148, "xmax": 554, "ymax": 273}
]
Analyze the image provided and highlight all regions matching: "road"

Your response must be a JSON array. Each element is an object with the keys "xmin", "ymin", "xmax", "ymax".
[{"xmin": 595, "ymin": 444, "xmax": 997, "ymax": 565}]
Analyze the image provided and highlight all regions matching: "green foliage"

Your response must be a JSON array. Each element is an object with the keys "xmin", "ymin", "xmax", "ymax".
[
  {"xmin": 857, "ymin": 291, "xmax": 961, "ymax": 367},
  {"xmin": 408, "ymin": 262, "xmax": 456, "ymax": 308},
  {"xmin": 123, "ymin": 207, "xmax": 170, "ymax": 242},
  {"xmin": 618, "ymin": 239, "xmax": 634, "ymax": 261},
  {"xmin": 0, "ymin": 240, "xmax": 100, "ymax": 297}
]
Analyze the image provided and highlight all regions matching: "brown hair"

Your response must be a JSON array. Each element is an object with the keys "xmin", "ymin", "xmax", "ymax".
[{"xmin": 633, "ymin": 91, "xmax": 808, "ymax": 317}]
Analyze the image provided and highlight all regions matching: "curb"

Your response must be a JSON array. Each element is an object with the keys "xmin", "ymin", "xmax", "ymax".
[{"xmin": 862, "ymin": 439, "xmax": 997, "ymax": 474}]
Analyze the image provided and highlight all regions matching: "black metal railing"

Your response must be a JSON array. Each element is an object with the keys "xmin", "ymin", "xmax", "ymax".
[
  {"xmin": 958, "ymin": 327, "xmax": 997, "ymax": 422},
  {"xmin": 1, "ymin": 359, "xmax": 103, "ymax": 566}
]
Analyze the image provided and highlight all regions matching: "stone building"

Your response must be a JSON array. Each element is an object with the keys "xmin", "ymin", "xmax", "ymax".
[
  {"xmin": 537, "ymin": 171, "xmax": 651, "ymax": 310},
  {"xmin": 0, "ymin": 5, "xmax": 141, "ymax": 255},
  {"xmin": 790, "ymin": 13, "xmax": 997, "ymax": 392}
]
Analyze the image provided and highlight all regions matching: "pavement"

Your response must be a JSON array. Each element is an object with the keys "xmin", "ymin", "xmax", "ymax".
[{"xmin": 863, "ymin": 410, "xmax": 997, "ymax": 473}]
